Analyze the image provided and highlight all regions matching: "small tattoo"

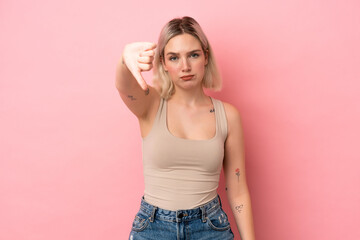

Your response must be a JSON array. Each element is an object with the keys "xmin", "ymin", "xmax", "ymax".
[
  {"xmin": 144, "ymin": 87, "xmax": 150, "ymax": 95},
  {"xmin": 225, "ymin": 187, "xmax": 228, "ymax": 191},
  {"xmin": 210, "ymin": 108, "xmax": 215, "ymax": 113},
  {"xmin": 235, "ymin": 204, "xmax": 244, "ymax": 213},
  {"xmin": 127, "ymin": 95, "xmax": 137, "ymax": 101},
  {"xmin": 235, "ymin": 168, "xmax": 240, "ymax": 182}
]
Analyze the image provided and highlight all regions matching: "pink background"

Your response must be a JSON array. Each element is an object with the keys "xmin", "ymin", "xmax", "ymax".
[{"xmin": 1, "ymin": 0, "xmax": 359, "ymax": 239}]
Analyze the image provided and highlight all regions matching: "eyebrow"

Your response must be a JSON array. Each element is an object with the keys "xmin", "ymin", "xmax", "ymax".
[{"xmin": 166, "ymin": 49, "xmax": 202, "ymax": 56}]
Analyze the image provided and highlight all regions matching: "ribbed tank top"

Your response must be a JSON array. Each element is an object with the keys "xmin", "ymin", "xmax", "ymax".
[{"xmin": 142, "ymin": 97, "xmax": 228, "ymax": 210}]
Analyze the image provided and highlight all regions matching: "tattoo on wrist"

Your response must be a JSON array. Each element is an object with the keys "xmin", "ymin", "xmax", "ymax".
[
  {"xmin": 127, "ymin": 95, "xmax": 137, "ymax": 101},
  {"xmin": 235, "ymin": 168, "xmax": 240, "ymax": 182},
  {"xmin": 145, "ymin": 87, "xmax": 150, "ymax": 95},
  {"xmin": 235, "ymin": 204, "xmax": 244, "ymax": 213},
  {"xmin": 210, "ymin": 108, "xmax": 215, "ymax": 113}
]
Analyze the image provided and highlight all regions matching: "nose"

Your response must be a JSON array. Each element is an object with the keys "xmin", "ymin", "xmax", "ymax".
[{"xmin": 181, "ymin": 57, "xmax": 191, "ymax": 72}]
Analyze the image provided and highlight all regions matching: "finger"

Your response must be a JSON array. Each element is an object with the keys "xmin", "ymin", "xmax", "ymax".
[
  {"xmin": 138, "ymin": 56, "xmax": 154, "ymax": 64},
  {"xmin": 138, "ymin": 63, "xmax": 153, "ymax": 71},
  {"xmin": 143, "ymin": 42, "xmax": 157, "ymax": 51},
  {"xmin": 140, "ymin": 49, "xmax": 155, "ymax": 57},
  {"xmin": 131, "ymin": 69, "xmax": 148, "ymax": 90}
]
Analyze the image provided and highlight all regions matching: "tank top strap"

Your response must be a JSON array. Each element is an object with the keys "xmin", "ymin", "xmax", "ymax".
[
  {"xmin": 158, "ymin": 97, "xmax": 167, "ymax": 127},
  {"xmin": 211, "ymin": 97, "xmax": 228, "ymax": 141}
]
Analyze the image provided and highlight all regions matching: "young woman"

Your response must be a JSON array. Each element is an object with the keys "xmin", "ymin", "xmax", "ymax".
[{"xmin": 115, "ymin": 16, "xmax": 255, "ymax": 240}]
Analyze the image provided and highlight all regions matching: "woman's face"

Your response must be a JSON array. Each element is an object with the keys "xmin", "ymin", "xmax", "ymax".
[{"xmin": 162, "ymin": 33, "xmax": 208, "ymax": 90}]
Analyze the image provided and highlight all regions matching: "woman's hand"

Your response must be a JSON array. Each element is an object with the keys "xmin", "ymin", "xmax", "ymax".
[
  {"xmin": 115, "ymin": 42, "xmax": 160, "ymax": 121},
  {"xmin": 121, "ymin": 42, "xmax": 157, "ymax": 90}
]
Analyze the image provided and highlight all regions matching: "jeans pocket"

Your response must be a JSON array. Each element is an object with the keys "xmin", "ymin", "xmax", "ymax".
[
  {"xmin": 206, "ymin": 207, "xmax": 231, "ymax": 231},
  {"xmin": 131, "ymin": 209, "xmax": 151, "ymax": 232}
]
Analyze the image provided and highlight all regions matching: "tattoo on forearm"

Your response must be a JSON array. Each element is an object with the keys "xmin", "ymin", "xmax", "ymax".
[
  {"xmin": 235, "ymin": 204, "xmax": 244, "ymax": 213},
  {"xmin": 235, "ymin": 168, "xmax": 240, "ymax": 182},
  {"xmin": 210, "ymin": 108, "xmax": 215, "ymax": 113},
  {"xmin": 145, "ymin": 87, "xmax": 150, "ymax": 95},
  {"xmin": 127, "ymin": 95, "xmax": 137, "ymax": 101}
]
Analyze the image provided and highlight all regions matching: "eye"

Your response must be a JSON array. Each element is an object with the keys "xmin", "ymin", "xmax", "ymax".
[
  {"xmin": 169, "ymin": 56, "xmax": 178, "ymax": 61},
  {"xmin": 190, "ymin": 53, "xmax": 199, "ymax": 58}
]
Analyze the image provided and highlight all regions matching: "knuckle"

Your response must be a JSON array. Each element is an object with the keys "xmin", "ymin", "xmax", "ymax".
[
  {"xmin": 144, "ymin": 64, "xmax": 152, "ymax": 71},
  {"xmin": 137, "ymin": 56, "xmax": 151, "ymax": 64},
  {"xmin": 144, "ymin": 50, "xmax": 155, "ymax": 56},
  {"xmin": 138, "ymin": 63, "xmax": 151, "ymax": 71}
]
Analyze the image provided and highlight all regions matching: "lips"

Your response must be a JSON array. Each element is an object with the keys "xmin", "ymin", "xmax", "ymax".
[{"xmin": 180, "ymin": 75, "xmax": 194, "ymax": 80}]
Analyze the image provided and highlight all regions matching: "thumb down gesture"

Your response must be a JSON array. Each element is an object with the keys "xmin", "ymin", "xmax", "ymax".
[{"xmin": 122, "ymin": 42, "xmax": 157, "ymax": 90}]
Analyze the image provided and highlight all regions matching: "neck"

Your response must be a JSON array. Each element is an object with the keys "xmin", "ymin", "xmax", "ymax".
[{"xmin": 169, "ymin": 86, "xmax": 210, "ymax": 106}]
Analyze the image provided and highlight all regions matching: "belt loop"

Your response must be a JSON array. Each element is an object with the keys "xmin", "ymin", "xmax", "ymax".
[
  {"xmin": 150, "ymin": 206, "xmax": 157, "ymax": 222},
  {"xmin": 200, "ymin": 206, "xmax": 206, "ymax": 223}
]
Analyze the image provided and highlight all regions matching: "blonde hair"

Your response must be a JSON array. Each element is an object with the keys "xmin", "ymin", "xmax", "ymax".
[{"xmin": 153, "ymin": 16, "xmax": 222, "ymax": 99}]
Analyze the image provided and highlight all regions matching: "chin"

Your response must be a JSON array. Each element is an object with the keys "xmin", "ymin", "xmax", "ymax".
[{"xmin": 177, "ymin": 81, "xmax": 202, "ymax": 90}]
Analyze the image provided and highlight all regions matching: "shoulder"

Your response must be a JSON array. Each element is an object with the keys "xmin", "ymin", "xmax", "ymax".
[
  {"xmin": 218, "ymin": 100, "xmax": 242, "ymax": 122},
  {"xmin": 217, "ymin": 100, "xmax": 243, "ymax": 134},
  {"xmin": 211, "ymin": 97, "xmax": 242, "ymax": 122}
]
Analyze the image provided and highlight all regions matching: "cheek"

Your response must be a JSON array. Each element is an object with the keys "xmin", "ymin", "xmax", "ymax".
[
  {"xmin": 165, "ymin": 63, "xmax": 181, "ymax": 74},
  {"xmin": 193, "ymin": 61, "xmax": 206, "ymax": 72}
]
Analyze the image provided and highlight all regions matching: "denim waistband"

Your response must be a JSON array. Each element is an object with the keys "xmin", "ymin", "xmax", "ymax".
[{"xmin": 139, "ymin": 195, "xmax": 223, "ymax": 223}]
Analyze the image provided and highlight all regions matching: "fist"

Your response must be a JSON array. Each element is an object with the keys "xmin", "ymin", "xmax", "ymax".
[{"xmin": 122, "ymin": 42, "xmax": 157, "ymax": 90}]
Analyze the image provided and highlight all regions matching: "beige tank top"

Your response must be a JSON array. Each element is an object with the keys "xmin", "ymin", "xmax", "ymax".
[{"xmin": 142, "ymin": 97, "xmax": 228, "ymax": 210}]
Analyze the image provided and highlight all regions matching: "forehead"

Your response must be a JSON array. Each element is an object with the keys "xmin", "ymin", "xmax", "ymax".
[{"xmin": 164, "ymin": 33, "xmax": 202, "ymax": 53}]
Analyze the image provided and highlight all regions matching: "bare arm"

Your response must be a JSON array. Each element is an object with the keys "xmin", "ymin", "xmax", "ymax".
[
  {"xmin": 223, "ymin": 102, "xmax": 256, "ymax": 240},
  {"xmin": 115, "ymin": 42, "xmax": 160, "ymax": 120}
]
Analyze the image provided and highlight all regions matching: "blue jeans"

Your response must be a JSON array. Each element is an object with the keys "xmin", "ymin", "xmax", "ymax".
[{"xmin": 129, "ymin": 194, "xmax": 234, "ymax": 240}]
